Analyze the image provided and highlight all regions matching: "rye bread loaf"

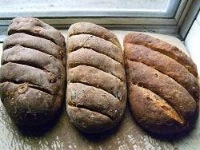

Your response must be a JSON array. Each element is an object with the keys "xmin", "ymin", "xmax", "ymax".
[
  {"xmin": 124, "ymin": 33, "xmax": 199, "ymax": 134},
  {"xmin": 67, "ymin": 22, "xmax": 127, "ymax": 133},
  {"xmin": 0, "ymin": 17, "xmax": 66, "ymax": 126}
]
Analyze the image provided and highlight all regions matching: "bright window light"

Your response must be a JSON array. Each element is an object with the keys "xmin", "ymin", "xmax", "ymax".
[{"xmin": 0, "ymin": 0, "xmax": 180, "ymax": 18}]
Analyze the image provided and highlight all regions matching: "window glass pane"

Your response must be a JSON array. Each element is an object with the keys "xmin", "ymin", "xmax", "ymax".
[{"xmin": 0, "ymin": 0, "xmax": 181, "ymax": 18}]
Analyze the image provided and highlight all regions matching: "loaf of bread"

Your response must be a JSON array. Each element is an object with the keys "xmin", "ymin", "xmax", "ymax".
[
  {"xmin": 67, "ymin": 22, "xmax": 127, "ymax": 133},
  {"xmin": 124, "ymin": 33, "xmax": 199, "ymax": 134},
  {"xmin": 0, "ymin": 17, "xmax": 66, "ymax": 126}
]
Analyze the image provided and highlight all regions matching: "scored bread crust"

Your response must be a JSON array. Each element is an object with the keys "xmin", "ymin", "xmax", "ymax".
[
  {"xmin": 0, "ymin": 17, "xmax": 66, "ymax": 126},
  {"xmin": 124, "ymin": 33, "xmax": 198, "ymax": 77},
  {"xmin": 68, "ymin": 65, "xmax": 125, "ymax": 99},
  {"xmin": 125, "ymin": 43, "xmax": 199, "ymax": 101},
  {"xmin": 129, "ymin": 85, "xmax": 185, "ymax": 134},
  {"xmin": 127, "ymin": 60, "xmax": 196, "ymax": 119},
  {"xmin": 67, "ymin": 83, "xmax": 123, "ymax": 120},
  {"xmin": 8, "ymin": 17, "xmax": 66, "ymax": 49},
  {"xmin": 3, "ymin": 45, "xmax": 64, "ymax": 76},
  {"xmin": 3, "ymin": 33, "xmax": 65, "ymax": 64},
  {"xmin": 67, "ymin": 22, "xmax": 121, "ymax": 49},
  {"xmin": 68, "ymin": 48, "xmax": 125, "ymax": 81},
  {"xmin": 67, "ymin": 34, "xmax": 124, "ymax": 65},
  {"xmin": 124, "ymin": 33, "xmax": 199, "ymax": 134},
  {"xmin": 67, "ymin": 22, "xmax": 127, "ymax": 133}
]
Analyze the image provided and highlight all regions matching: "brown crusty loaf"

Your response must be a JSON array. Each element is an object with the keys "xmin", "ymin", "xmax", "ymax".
[
  {"xmin": 0, "ymin": 17, "xmax": 66, "ymax": 126},
  {"xmin": 124, "ymin": 33, "xmax": 199, "ymax": 134},
  {"xmin": 67, "ymin": 22, "xmax": 127, "ymax": 133}
]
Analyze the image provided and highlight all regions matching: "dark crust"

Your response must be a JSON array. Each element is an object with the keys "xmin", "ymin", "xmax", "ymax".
[
  {"xmin": 8, "ymin": 17, "xmax": 66, "ymax": 49},
  {"xmin": 0, "ymin": 82, "xmax": 62, "ymax": 126},
  {"xmin": 124, "ymin": 33, "xmax": 198, "ymax": 77},
  {"xmin": 67, "ymin": 22, "xmax": 121, "ymax": 49},
  {"xmin": 0, "ymin": 17, "xmax": 66, "ymax": 126},
  {"xmin": 3, "ymin": 45, "xmax": 64, "ymax": 76},
  {"xmin": 68, "ymin": 48, "xmax": 125, "ymax": 81},
  {"xmin": 67, "ymin": 106, "xmax": 113, "ymax": 133},
  {"xmin": 67, "ymin": 34, "xmax": 123, "ymax": 65},
  {"xmin": 128, "ymin": 85, "xmax": 187, "ymax": 134},
  {"xmin": 3, "ymin": 33, "xmax": 65, "ymax": 65},
  {"xmin": 126, "ymin": 60, "xmax": 196, "ymax": 120},
  {"xmin": 67, "ymin": 22, "xmax": 126, "ymax": 133},
  {"xmin": 125, "ymin": 43, "xmax": 199, "ymax": 101},
  {"xmin": 124, "ymin": 33, "xmax": 199, "ymax": 135},
  {"xmin": 68, "ymin": 65, "xmax": 126, "ymax": 101},
  {"xmin": 67, "ymin": 83, "xmax": 124, "ymax": 121},
  {"xmin": 0, "ymin": 62, "xmax": 60, "ymax": 95},
  {"xmin": 126, "ymin": 60, "xmax": 198, "ymax": 134}
]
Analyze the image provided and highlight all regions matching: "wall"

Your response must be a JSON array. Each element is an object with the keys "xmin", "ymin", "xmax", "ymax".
[{"xmin": 185, "ymin": 11, "xmax": 200, "ymax": 74}]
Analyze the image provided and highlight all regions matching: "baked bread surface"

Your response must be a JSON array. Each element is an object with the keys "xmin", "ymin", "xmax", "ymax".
[
  {"xmin": 124, "ymin": 33, "xmax": 199, "ymax": 134},
  {"xmin": 0, "ymin": 17, "xmax": 66, "ymax": 126},
  {"xmin": 67, "ymin": 22, "xmax": 127, "ymax": 133}
]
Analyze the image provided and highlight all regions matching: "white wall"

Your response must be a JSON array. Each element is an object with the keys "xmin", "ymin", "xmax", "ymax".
[{"xmin": 185, "ymin": 11, "xmax": 200, "ymax": 74}]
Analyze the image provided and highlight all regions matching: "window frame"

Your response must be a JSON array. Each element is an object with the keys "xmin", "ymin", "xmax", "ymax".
[{"xmin": 180, "ymin": 0, "xmax": 200, "ymax": 39}]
